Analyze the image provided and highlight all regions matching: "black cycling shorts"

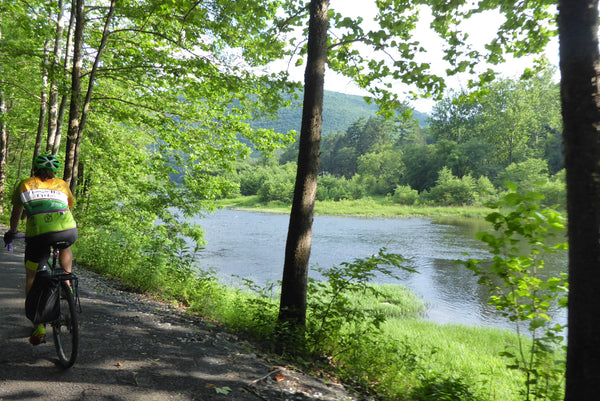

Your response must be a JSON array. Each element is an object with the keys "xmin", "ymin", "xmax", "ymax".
[{"xmin": 25, "ymin": 228, "xmax": 78, "ymax": 269}]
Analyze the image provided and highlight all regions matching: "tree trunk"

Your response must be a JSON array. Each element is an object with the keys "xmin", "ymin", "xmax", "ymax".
[
  {"xmin": 64, "ymin": 0, "xmax": 115, "ymax": 192},
  {"xmin": 71, "ymin": 0, "xmax": 115, "ymax": 191},
  {"xmin": 559, "ymin": 1, "xmax": 600, "ymax": 400},
  {"xmin": 47, "ymin": 0, "xmax": 66, "ymax": 154},
  {"xmin": 278, "ymin": 0, "xmax": 329, "ymax": 334},
  {"xmin": 54, "ymin": 0, "xmax": 76, "ymax": 155},
  {"xmin": 33, "ymin": 39, "xmax": 50, "ymax": 171},
  {"xmin": 63, "ymin": 0, "xmax": 85, "ymax": 187}
]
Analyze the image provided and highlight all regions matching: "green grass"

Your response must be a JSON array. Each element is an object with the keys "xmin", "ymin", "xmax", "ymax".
[
  {"xmin": 207, "ymin": 279, "xmax": 532, "ymax": 401},
  {"xmin": 345, "ymin": 283, "xmax": 428, "ymax": 319},
  {"xmin": 216, "ymin": 196, "xmax": 491, "ymax": 218},
  {"xmin": 379, "ymin": 319, "xmax": 525, "ymax": 400}
]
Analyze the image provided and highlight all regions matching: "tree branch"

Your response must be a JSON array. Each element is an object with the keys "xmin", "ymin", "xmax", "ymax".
[{"xmin": 0, "ymin": 80, "xmax": 42, "ymax": 101}]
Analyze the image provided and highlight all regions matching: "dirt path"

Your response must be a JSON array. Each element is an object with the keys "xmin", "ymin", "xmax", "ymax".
[{"xmin": 0, "ymin": 238, "xmax": 359, "ymax": 401}]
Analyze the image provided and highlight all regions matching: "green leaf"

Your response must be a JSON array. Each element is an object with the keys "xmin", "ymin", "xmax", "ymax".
[{"xmin": 215, "ymin": 386, "xmax": 232, "ymax": 395}]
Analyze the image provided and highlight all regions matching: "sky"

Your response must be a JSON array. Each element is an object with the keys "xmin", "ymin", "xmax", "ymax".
[{"xmin": 277, "ymin": 1, "xmax": 559, "ymax": 113}]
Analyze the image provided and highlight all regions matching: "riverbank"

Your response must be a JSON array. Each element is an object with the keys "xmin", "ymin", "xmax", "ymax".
[{"xmin": 216, "ymin": 196, "xmax": 492, "ymax": 218}]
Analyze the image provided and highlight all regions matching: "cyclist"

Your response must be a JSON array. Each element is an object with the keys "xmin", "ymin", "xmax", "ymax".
[{"xmin": 4, "ymin": 154, "xmax": 78, "ymax": 345}]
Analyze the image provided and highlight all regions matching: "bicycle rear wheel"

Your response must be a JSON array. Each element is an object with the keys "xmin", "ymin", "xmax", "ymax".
[{"xmin": 52, "ymin": 281, "xmax": 79, "ymax": 368}]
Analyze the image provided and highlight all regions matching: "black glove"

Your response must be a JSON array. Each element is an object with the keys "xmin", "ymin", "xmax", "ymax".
[{"xmin": 4, "ymin": 231, "xmax": 16, "ymax": 247}]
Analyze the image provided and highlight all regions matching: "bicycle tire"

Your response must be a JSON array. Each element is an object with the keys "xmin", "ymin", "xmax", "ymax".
[{"xmin": 52, "ymin": 281, "xmax": 79, "ymax": 368}]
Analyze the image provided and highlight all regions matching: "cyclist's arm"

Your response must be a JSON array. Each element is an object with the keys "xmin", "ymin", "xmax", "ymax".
[{"xmin": 9, "ymin": 204, "xmax": 23, "ymax": 233}]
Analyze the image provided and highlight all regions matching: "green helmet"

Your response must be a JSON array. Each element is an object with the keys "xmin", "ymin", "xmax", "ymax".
[{"xmin": 34, "ymin": 154, "xmax": 60, "ymax": 172}]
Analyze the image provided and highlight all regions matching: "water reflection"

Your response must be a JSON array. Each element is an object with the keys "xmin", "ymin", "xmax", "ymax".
[{"xmin": 194, "ymin": 209, "xmax": 567, "ymax": 331}]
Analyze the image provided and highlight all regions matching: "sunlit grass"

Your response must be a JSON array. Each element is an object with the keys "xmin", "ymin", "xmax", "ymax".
[
  {"xmin": 380, "ymin": 319, "xmax": 525, "ymax": 400},
  {"xmin": 345, "ymin": 283, "xmax": 428, "ymax": 319},
  {"xmin": 216, "ymin": 196, "xmax": 491, "ymax": 218}
]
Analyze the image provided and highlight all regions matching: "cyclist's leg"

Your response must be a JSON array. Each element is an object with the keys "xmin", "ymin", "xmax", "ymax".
[
  {"xmin": 24, "ymin": 236, "xmax": 50, "ymax": 345},
  {"xmin": 59, "ymin": 248, "xmax": 73, "ymax": 273},
  {"xmin": 55, "ymin": 228, "xmax": 78, "ymax": 274},
  {"xmin": 24, "ymin": 236, "xmax": 50, "ymax": 293},
  {"xmin": 24, "ymin": 264, "xmax": 37, "ymax": 294}
]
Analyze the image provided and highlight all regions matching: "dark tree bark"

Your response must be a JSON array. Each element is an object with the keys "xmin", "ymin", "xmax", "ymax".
[
  {"xmin": 33, "ymin": 39, "xmax": 50, "ymax": 172},
  {"xmin": 559, "ymin": 1, "xmax": 600, "ymax": 400},
  {"xmin": 278, "ymin": 0, "xmax": 329, "ymax": 332},
  {"xmin": 64, "ymin": 0, "xmax": 115, "ymax": 192},
  {"xmin": 63, "ymin": 0, "xmax": 85, "ymax": 188},
  {"xmin": 47, "ymin": 0, "xmax": 66, "ymax": 154}
]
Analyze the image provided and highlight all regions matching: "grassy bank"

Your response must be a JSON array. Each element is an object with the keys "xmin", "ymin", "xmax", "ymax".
[
  {"xmin": 216, "ymin": 195, "xmax": 492, "ymax": 218},
  {"xmin": 195, "ymin": 279, "xmax": 528, "ymax": 401}
]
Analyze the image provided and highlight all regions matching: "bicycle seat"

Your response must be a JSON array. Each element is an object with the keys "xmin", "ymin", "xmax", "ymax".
[{"xmin": 52, "ymin": 241, "xmax": 73, "ymax": 250}]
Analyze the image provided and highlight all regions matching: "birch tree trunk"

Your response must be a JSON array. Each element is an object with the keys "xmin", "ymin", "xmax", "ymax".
[{"xmin": 53, "ymin": 0, "xmax": 76, "ymax": 155}]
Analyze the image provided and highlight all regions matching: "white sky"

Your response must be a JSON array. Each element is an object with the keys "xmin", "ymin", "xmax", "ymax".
[{"xmin": 277, "ymin": 0, "xmax": 559, "ymax": 113}]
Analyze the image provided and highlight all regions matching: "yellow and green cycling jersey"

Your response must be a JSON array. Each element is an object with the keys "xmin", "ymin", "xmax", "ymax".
[{"xmin": 12, "ymin": 176, "xmax": 77, "ymax": 237}]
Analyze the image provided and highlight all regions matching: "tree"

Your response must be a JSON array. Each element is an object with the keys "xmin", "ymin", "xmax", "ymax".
[
  {"xmin": 559, "ymin": 0, "xmax": 600, "ymax": 399},
  {"xmin": 278, "ymin": 0, "xmax": 329, "ymax": 337},
  {"xmin": 63, "ymin": 0, "xmax": 88, "ymax": 189},
  {"xmin": 428, "ymin": 91, "xmax": 483, "ymax": 144},
  {"xmin": 357, "ymin": 146, "xmax": 405, "ymax": 195},
  {"xmin": 276, "ymin": 0, "xmax": 563, "ymax": 343},
  {"xmin": 424, "ymin": 0, "xmax": 600, "ymax": 398},
  {"xmin": 428, "ymin": 71, "xmax": 561, "ymax": 171}
]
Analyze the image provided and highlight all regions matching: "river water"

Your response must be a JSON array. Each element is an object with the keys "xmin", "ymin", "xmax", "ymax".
[{"xmin": 193, "ymin": 209, "xmax": 567, "ymax": 331}]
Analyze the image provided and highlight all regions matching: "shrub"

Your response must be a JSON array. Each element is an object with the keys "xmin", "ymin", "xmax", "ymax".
[
  {"xmin": 239, "ymin": 166, "xmax": 271, "ymax": 196},
  {"xmin": 473, "ymin": 176, "xmax": 497, "ymax": 205},
  {"xmin": 317, "ymin": 174, "xmax": 365, "ymax": 201},
  {"xmin": 392, "ymin": 185, "xmax": 419, "ymax": 205},
  {"xmin": 537, "ymin": 170, "xmax": 566, "ymax": 209},
  {"xmin": 257, "ymin": 177, "xmax": 294, "ymax": 202},
  {"xmin": 256, "ymin": 162, "xmax": 297, "ymax": 203},
  {"xmin": 460, "ymin": 183, "xmax": 568, "ymax": 401},
  {"xmin": 424, "ymin": 167, "xmax": 476, "ymax": 206},
  {"xmin": 497, "ymin": 159, "xmax": 549, "ymax": 192}
]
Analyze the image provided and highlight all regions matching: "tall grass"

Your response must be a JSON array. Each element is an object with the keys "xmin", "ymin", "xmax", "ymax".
[
  {"xmin": 379, "ymin": 319, "xmax": 525, "ymax": 400},
  {"xmin": 203, "ymin": 277, "xmax": 528, "ymax": 401}
]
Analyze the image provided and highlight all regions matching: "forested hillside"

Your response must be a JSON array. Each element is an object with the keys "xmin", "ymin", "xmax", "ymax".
[
  {"xmin": 249, "ymin": 90, "xmax": 429, "ymax": 136},
  {"xmin": 235, "ymin": 69, "xmax": 565, "ymax": 210}
]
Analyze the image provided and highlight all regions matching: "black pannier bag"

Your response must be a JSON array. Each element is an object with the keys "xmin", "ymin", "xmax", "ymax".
[{"xmin": 25, "ymin": 270, "xmax": 60, "ymax": 324}]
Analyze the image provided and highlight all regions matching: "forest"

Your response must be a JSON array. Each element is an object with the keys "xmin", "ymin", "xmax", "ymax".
[
  {"xmin": 235, "ymin": 69, "xmax": 564, "ymax": 210},
  {"xmin": 0, "ymin": 1, "xmax": 599, "ymax": 401}
]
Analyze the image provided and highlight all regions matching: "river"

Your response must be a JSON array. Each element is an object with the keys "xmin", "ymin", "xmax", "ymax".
[{"xmin": 193, "ymin": 209, "xmax": 567, "ymax": 331}]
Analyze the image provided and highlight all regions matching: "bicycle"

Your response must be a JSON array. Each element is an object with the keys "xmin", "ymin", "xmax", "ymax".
[{"xmin": 8, "ymin": 235, "xmax": 80, "ymax": 368}]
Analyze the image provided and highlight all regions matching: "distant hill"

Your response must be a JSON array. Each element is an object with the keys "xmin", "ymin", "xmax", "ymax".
[{"xmin": 249, "ymin": 90, "xmax": 429, "ymax": 136}]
